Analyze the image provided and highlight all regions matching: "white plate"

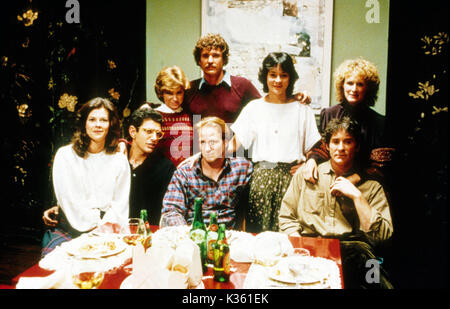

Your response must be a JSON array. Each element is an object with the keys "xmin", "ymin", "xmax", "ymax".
[
  {"xmin": 119, "ymin": 273, "xmax": 205, "ymax": 289},
  {"xmin": 65, "ymin": 236, "xmax": 127, "ymax": 259},
  {"xmin": 268, "ymin": 256, "xmax": 326, "ymax": 284}
]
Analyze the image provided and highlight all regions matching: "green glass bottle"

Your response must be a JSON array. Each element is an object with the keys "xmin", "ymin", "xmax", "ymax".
[
  {"xmin": 213, "ymin": 223, "xmax": 230, "ymax": 282},
  {"xmin": 206, "ymin": 212, "xmax": 219, "ymax": 264},
  {"xmin": 189, "ymin": 197, "xmax": 208, "ymax": 273},
  {"xmin": 140, "ymin": 209, "xmax": 152, "ymax": 249}
]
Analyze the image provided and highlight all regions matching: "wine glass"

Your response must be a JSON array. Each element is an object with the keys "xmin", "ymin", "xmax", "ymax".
[
  {"xmin": 159, "ymin": 212, "xmax": 185, "ymax": 229},
  {"xmin": 123, "ymin": 218, "xmax": 147, "ymax": 246}
]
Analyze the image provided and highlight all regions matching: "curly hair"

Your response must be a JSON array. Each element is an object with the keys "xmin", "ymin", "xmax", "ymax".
[
  {"xmin": 258, "ymin": 52, "xmax": 299, "ymax": 97},
  {"xmin": 334, "ymin": 58, "xmax": 380, "ymax": 107},
  {"xmin": 71, "ymin": 97, "xmax": 121, "ymax": 158},
  {"xmin": 154, "ymin": 66, "xmax": 190, "ymax": 102},
  {"xmin": 193, "ymin": 33, "xmax": 229, "ymax": 66}
]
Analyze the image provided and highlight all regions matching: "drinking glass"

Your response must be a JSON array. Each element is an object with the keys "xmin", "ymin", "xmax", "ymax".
[
  {"xmin": 159, "ymin": 212, "xmax": 185, "ymax": 229},
  {"xmin": 123, "ymin": 218, "xmax": 147, "ymax": 246}
]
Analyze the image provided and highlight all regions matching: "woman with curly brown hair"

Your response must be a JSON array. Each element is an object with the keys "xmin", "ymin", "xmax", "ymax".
[{"xmin": 41, "ymin": 98, "xmax": 130, "ymax": 256}]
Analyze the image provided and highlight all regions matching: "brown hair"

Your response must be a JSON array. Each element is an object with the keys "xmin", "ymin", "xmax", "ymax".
[
  {"xmin": 193, "ymin": 33, "xmax": 229, "ymax": 66},
  {"xmin": 323, "ymin": 116, "xmax": 361, "ymax": 146},
  {"xmin": 72, "ymin": 97, "xmax": 121, "ymax": 158}
]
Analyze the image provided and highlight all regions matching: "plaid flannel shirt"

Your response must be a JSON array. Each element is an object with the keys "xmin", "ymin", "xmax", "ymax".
[{"xmin": 161, "ymin": 157, "xmax": 253, "ymax": 228}]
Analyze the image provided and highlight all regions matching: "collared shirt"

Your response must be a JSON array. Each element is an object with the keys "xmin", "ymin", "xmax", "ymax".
[
  {"xmin": 279, "ymin": 160, "xmax": 393, "ymax": 245},
  {"xmin": 161, "ymin": 156, "xmax": 253, "ymax": 228},
  {"xmin": 155, "ymin": 103, "xmax": 183, "ymax": 114},
  {"xmin": 185, "ymin": 74, "xmax": 261, "ymax": 123},
  {"xmin": 198, "ymin": 70, "xmax": 232, "ymax": 90}
]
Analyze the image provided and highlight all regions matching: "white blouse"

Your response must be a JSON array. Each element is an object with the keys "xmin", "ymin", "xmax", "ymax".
[
  {"xmin": 231, "ymin": 98, "xmax": 321, "ymax": 163},
  {"xmin": 52, "ymin": 144, "xmax": 131, "ymax": 232}
]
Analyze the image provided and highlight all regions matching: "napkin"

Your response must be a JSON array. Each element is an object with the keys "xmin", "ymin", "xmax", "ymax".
[
  {"xmin": 122, "ymin": 239, "xmax": 202, "ymax": 289},
  {"xmin": 253, "ymin": 232, "xmax": 294, "ymax": 266},
  {"xmin": 228, "ymin": 232, "xmax": 255, "ymax": 263},
  {"xmin": 16, "ymin": 270, "xmax": 66, "ymax": 289},
  {"xmin": 173, "ymin": 239, "xmax": 202, "ymax": 287},
  {"xmin": 94, "ymin": 222, "xmax": 123, "ymax": 234},
  {"xmin": 124, "ymin": 243, "xmax": 150, "ymax": 288}
]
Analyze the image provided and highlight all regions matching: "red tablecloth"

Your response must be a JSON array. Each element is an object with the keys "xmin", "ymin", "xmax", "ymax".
[{"xmin": 10, "ymin": 227, "xmax": 344, "ymax": 289}]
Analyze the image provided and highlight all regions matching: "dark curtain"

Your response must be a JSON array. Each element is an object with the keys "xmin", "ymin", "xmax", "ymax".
[
  {"xmin": 386, "ymin": 0, "xmax": 448, "ymax": 288},
  {"xmin": 0, "ymin": 0, "xmax": 146, "ymax": 236}
]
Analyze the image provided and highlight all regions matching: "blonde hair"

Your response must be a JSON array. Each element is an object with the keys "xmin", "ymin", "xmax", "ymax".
[
  {"xmin": 154, "ymin": 66, "xmax": 190, "ymax": 102},
  {"xmin": 195, "ymin": 116, "xmax": 230, "ymax": 141},
  {"xmin": 334, "ymin": 58, "xmax": 380, "ymax": 107}
]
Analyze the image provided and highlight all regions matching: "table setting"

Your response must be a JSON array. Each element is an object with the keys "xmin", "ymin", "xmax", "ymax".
[{"xmin": 13, "ymin": 222, "xmax": 344, "ymax": 289}]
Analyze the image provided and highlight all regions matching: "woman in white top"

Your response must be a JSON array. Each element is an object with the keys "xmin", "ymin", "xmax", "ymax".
[
  {"xmin": 230, "ymin": 52, "xmax": 321, "ymax": 232},
  {"xmin": 42, "ymin": 98, "xmax": 130, "ymax": 256}
]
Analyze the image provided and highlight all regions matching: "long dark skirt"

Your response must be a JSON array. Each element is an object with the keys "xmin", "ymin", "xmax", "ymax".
[{"xmin": 246, "ymin": 161, "xmax": 296, "ymax": 233}]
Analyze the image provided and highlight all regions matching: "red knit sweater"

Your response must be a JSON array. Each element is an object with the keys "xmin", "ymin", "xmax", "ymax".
[{"xmin": 157, "ymin": 110, "xmax": 193, "ymax": 167}]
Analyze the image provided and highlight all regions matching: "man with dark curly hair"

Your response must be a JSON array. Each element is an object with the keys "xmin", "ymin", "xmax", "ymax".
[{"xmin": 279, "ymin": 116, "xmax": 394, "ymax": 289}]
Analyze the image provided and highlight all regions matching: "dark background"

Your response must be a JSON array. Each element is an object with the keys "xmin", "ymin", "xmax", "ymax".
[
  {"xmin": 0, "ymin": 0, "xmax": 448, "ymax": 288},
  {"xmin": 0, "ymin": 0, "xmax": 147, "ymax": 284}
]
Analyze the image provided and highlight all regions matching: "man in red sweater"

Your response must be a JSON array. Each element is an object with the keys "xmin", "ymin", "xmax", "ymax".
[{"xmin": 185, "ymin": 33, "xmax": 261, "ymax": 124}]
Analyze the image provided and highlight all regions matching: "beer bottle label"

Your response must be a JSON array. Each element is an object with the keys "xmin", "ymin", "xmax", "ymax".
[
  {"xmin": 223, "ymin": 251, "xmax": 231, "ymax": 275},
  {"xmin": 207, "ymin": 231, "xmax": 218, "ymax": 261},
  {"xmin": 189, "ymin": 229, "xmax": 206, "ymax": 244}
]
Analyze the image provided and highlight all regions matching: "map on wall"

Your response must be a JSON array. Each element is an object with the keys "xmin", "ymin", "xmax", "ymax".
[{"xmin": 202, "ymin": 0, "xmax": 334, "ymax": 112}]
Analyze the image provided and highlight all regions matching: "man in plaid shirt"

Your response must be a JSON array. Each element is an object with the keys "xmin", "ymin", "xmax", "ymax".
[{"xmin": 161, "ymin": 117, "xmax": 253, "ymax": 229}]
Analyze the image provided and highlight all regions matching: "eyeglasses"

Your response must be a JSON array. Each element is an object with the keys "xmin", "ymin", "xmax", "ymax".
[{"xmin": 142, "ymin": 128, "xmax": 164, "ymax": 139}]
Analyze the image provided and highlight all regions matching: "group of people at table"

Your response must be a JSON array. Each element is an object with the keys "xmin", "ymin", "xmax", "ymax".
[{"xmin": 41, "ymin": 34, "xmax": 394, "ymax": 289}]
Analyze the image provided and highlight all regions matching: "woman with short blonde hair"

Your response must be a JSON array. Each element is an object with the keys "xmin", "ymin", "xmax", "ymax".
[
  {"xmin": 153, "ymin": 66, "xmax": 193, "ymax": 167},
  {"xmin": 154, "ymin": 66, "xmax": 190, "ymax": 102}
]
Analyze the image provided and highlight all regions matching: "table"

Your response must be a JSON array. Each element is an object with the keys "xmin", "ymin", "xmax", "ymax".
[{"xmin": 11, "ymin": 227, "xmax": 344, "ymax": 289}]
